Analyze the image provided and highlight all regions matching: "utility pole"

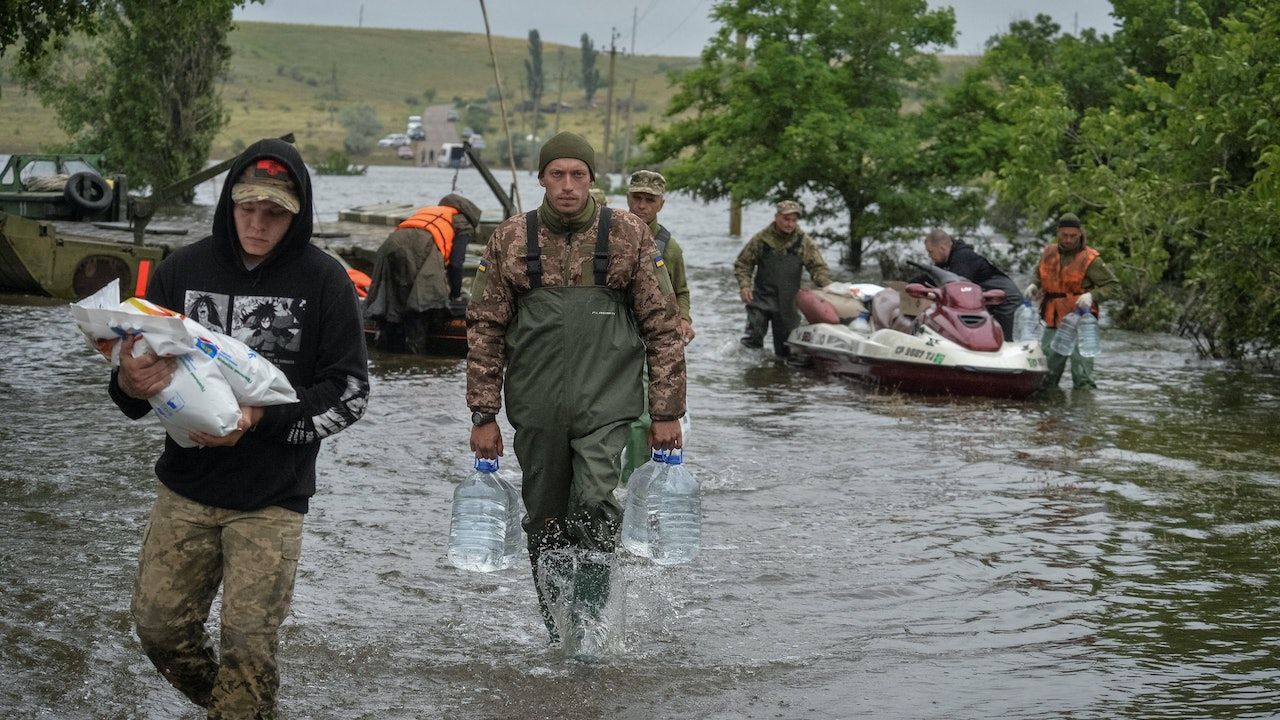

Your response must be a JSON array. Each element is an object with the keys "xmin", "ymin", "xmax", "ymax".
[
  {"xmin": 621, "ymin": 79, "xmax": 637, "ymax": 181},
  {"xmin": 358, "ymin": 4, "xmax": 363, "ymax": 28},
  {"xmin": 554, "ymin": 48, "xmax": 566, "ymax": 135},
  {"xmin": 729, "ymin": 30, "xmax": 747, "ymax": 236},
  {"xmin": 601, "ymin": 27, "xmax": 619, "ymax": 178},
  {"xmin": 631, "ymin": 6, "xmax": 637, "ymax": 55}
]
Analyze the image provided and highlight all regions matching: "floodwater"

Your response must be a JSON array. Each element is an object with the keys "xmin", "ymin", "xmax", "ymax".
[{"xmin": 3, "ymin": 164, "xmax": 1279, "ymax": 719}]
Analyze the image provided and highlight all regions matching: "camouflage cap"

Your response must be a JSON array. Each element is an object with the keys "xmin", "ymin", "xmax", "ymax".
[
  {"xmin": 231, "ymin": 158, "xmax": 300, "ymax": 214},
  {"xmin": 775, "ymin": 199, "xmax": 802, "ymax": 216},
  {"xmin": 588, "ymin": 187, "xmax": 608, "ymax": 206},
  {"xmin": 628, "ymin": 169, "xmax": 666, "ymax": 197}
]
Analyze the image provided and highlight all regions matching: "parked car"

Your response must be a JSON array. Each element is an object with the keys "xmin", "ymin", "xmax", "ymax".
[
  {"xmin": 396, "ymin": 145, "xmax": 415, "ymax": 160},
  {"xmin": 407, "ymin": 126, "xmax": 426, "ymax": 141},
  {"xmin": 377, "ymin": 133, "xmax": 410, "ymax": 148},
  {"xmin": 446, "ymin": 110, "xmax": 459, "ymax": 122}
]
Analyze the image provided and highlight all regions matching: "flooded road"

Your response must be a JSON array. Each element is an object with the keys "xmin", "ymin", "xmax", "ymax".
[{"xmin": 3, "ymin": 164, "xmax": 1279, "ymax": 719}]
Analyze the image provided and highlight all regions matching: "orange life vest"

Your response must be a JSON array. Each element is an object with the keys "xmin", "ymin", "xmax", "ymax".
[
  {"xmin": 1038, "ymin": 243, "xmax": 1100, "ymax": 327},
  {"xmin": 398, "ymin": 205, "xmax": 459, "ymax": 260}
]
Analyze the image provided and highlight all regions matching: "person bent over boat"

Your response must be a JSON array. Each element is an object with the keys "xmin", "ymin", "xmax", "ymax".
[
  {"xmin": 911, "ymin": 228, "xmax": 1023, "ymax": 340},
  {"xmin": 734, "ymin": 200, "xmax": 832, "ymax": 356},
  {"xmin": 465, "ymin": 131, "xmax": 687, "ymax": 644},
  {"xmin": 110, "ymin": 138, "xmax": 369, "ymax": 717},
  {"xmin": 1025, "ymin": 212, "xmax": 1119, "ymax": 389},
  {"xmin": 364, "ymin": 193, "xmax": 481, "ymax": 352}
]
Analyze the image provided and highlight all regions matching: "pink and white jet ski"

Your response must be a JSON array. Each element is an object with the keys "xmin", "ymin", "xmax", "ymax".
[{"xmin": 786, "ymin": 263, "xmax": 1047, "ymax": 398}]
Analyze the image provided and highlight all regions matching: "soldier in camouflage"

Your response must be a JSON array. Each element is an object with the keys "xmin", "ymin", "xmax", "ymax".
[
  {"xmin": 620, "ymin": 168, "xmax": 693, "ymax": 481},
  {"xmin": 466, "ymin": 131, "xmax": 686, "ymax": 648},
  {"xmin": 734, "ymin": 199, "xmax": 832, "ymax": 356}
]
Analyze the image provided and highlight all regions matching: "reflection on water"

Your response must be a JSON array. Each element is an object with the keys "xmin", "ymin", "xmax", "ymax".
[{"xmin": 3, "ymin": 165, "xmax": 1280, "ymax": 718}]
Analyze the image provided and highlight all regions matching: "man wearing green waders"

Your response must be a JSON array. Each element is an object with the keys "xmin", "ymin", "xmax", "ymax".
[{"xmin": 465, "ymin": 131, "xmax": 687, "ymax": 649}]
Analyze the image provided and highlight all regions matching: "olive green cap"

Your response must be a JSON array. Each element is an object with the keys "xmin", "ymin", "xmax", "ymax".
[
  {"xmin": 537, "ymin": 131, "xmax": 595, "ymax": 179},
  {"xmin": 1057, "ymin": 212, "xmax": 1082, "ymax": 228}
]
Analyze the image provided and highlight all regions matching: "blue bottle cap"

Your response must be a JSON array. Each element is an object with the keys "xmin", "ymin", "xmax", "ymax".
[
  {"xmin": 650, "ymin": 449, "xmax": 670, "ymax": 462},
  {"xmin": 664, "ymin": 449, "xmax": 684, "ymax": 465},
  {"xmin": 474, "ymin": 457, "xmax": 499, "ymax": 472}
]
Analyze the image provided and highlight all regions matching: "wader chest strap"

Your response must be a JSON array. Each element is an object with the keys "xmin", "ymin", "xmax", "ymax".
[
  {"xmin": 654, "ymin": 225, "xmax": 671, "ymax": 256},
  {"xmin": 593, "ymin": 209, "xmax": 612, "ymax": 287},
  {"xmin": 525, "ymin": 210, "xmax": 543, "ymax": 289}
]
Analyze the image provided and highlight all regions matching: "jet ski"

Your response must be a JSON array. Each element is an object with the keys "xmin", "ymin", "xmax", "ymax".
[{"xmin": 786, "ymin": 263, "xmax": 1047, "ymax": 398}]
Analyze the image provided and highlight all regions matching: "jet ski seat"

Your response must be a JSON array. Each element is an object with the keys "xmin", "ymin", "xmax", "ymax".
[{"xmin": 870, "ymin": 288, "xmax": 916, "ymax": 334}]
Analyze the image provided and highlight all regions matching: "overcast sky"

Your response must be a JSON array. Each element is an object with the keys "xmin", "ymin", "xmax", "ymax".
[{"xmin": 234, "ymin": 0, "xmax": 1118, "ymax": 57}]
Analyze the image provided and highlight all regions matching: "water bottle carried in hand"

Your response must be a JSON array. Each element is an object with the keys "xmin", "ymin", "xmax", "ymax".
[
  {"xmin": 621, "ymin": 449, "xmax": 669, "ymax": 558},
  {"xmin": 1076, "ymin": 311, "xmax": 1100, "ymax": 357},
  {"xmin": 448, "ymin": 457, "xmax": 523, "ymax": 572},
  {"xmin": 1013, "ymin": 299, "xmax": 1042, "ymax": 342},
  {"xmin": 649, "ymin": 451, "xmax": 702, "ymax": 566},
  {"xmin": 1050, "ymin": 308, "xmax": 1083, "ymax": 356}
]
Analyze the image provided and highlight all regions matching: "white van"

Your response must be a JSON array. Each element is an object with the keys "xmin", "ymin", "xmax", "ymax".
[{"xmin": 435, "ymin": 143, "xmax": 471, "ymax": 169}]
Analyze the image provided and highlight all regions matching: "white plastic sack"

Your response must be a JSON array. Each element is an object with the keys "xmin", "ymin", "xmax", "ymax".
[
  {"xmin": 71, "ymin": 280, "xmax": 297, "ymax": 448},
  {"xmin": 823, "ymin": 281, "xmax": 886, "ymax": 303}
]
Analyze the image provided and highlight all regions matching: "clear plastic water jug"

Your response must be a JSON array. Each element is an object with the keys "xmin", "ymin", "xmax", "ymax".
[
  {"xmin": 1076, "ymin": 311, "xmax": 1100, "ymax": 357},
  {"xmin": 850, "ymin": 310, "xmax": 872, "ymax": 333},
  {"xmin": 621, "ymin": 450, "xmax": 669, "ymax": 558},
  {"xmin": 1050, "ymin": 308, "xmax": 1083, "ymax": 356},
  {"xmin": 648, "ymin": 451, "xmax": 701, "ymax": 566},
  {"xmin": 1013, "ymin": 299, "xmax": 1042, "ymax": 342},
  {"xmin": 447, "ymin": 457, "xmax": 522, "ymax": 572}
]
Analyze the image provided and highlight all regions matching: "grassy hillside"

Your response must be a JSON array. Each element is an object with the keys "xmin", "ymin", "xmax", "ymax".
[
  {"xmin": 0, "ymin": 21, "xmax": 978, "ymax": 164},
  {"xmin": 0, "ymin": 21, "xmax": 700, "ymax": 161}
]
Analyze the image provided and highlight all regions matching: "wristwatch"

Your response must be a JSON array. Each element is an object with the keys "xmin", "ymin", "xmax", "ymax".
[{"xmin": 471, "ymin": 411, "xmax": 497, "ymax": 427}]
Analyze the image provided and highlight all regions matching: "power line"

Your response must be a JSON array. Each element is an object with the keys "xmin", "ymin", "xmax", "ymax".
[{"xmin": 643, "ymin": 0, "xmax": 708, "ymax": 55}]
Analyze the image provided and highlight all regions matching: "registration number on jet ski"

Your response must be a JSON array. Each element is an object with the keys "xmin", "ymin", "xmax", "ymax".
[{"xmin": 894, "ymin": 346, "xmax": 946, "ymax": 364}]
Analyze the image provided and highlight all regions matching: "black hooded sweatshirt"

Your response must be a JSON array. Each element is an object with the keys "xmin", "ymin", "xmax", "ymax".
[{"xmin": 109, "ymin": 138, "xmax": 369, "ymax": 513}]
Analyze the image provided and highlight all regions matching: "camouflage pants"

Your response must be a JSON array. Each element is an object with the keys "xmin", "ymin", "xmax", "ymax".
[{"xmin": 132, "ymin": 484, "xmax": 303, "ymax": 720}]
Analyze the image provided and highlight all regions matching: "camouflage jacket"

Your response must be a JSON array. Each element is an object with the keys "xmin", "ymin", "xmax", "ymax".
[
  {"xmin": 733, "ymin": 223, "xmax": 832, "ymax": 290},
  {"xmin": 652, "ymin": 221, "xmax": 691, "ymax": 322},
  {"xmin": 466, "ymin": 206, "xmax": 687, "ymax": 421}
]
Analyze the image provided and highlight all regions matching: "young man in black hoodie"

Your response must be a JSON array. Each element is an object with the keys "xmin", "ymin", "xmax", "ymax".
[{"xmin": 111, "ymin": 138, "xmax": 369, "ymax": 717}]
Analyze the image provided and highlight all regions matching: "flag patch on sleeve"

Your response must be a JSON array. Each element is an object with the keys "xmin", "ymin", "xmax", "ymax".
[
  {"xmin": 654, "ymin": 255, "xmax": 665, "ymax": 268},
  {"xmin": 477, "ymin": 259, "xmax": 488, "ymax": 272}
]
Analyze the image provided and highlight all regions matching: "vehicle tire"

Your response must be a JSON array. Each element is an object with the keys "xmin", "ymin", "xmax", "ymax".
[{"xmin": 64, "ymin": 171, "xmax": 114, "ymax": 214}]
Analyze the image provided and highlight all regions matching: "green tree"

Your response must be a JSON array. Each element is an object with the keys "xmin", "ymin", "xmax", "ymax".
[
  {"xmin": 920, "ymin": 14, "xmax": 1128, "ymax": 246},
  {"xmin": 988, "ymin": 0, "xmax": 1280, "ymax": 362},
  {"xmin": 15, "ymin": 0, "xmax": 261, "ymax": 193},
  {"xmin": 525, "ymin": 29, "xmax": 545, "ymax": 142},
  {"xmin": 1110, "ymin": 0, "xmax": 1239, "ymax": 83},
  {"xmin": 339, "ymin": 104, "xmax": 382, "ymax": 155},
  {"xmin": 579, "ymin": 33, "xmax": 601, "ymax": 107},
  {"xmin": 641, "ymin": 0, "xmax": 956, "ymax": 270},
  {"xmin": 0, "ymin": 0, "xmax": 103, "ymax": 61}
]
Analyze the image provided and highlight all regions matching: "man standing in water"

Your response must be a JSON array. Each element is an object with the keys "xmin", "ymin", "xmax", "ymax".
[
  {"xmin": 734, "ymin": 200, "xmax": 832, "ymax": 356},
  {"xmin": 620, "ymin": 168, "xmax": 694, "ymax": 480},
  {"xmin": 466, "ymin": 131, "xmax": 686, "ymax": 654},
  {"xmin": 111, "ymin": 138, "xmax": 369, "ymax": 716},
  {"xmin": 1025, "ymin": 212, "xmax": 1120, "ymax": 389}
]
